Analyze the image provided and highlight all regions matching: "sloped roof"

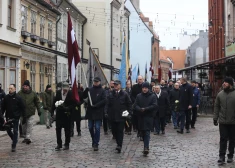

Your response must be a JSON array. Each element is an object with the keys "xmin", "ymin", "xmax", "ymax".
[
  {"xmin": 160, "ymin": 50, "xmax": 171, "ymax": 63},
  {"xmin": 161, "ymin": 50, "xmax": 186, "ymax": 69}
]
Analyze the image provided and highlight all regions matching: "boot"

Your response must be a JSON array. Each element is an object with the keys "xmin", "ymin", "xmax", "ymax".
[
  {"xmin": 227, "ymin": 157, "xmax": 233, "ymax": 163},
  {"xmin": 218, "ymin": 156, "xmax": 225, "ymax": 163},
  {"xmin": 186, "ymin": 129, "xmax": 190, "ymax": 133},
  {"xmin": 77, "ymin": 132, "xmax": 81, "ymax": 136},
  {"xmin": 26, "ymin": 139, "xmax": 31, "ymax": 144},
  {"xmin": 11, "ymin": 145, "xmax": 16, "ymax": 152},
  {"xmin": 63, "ymin": 145, "xmax": 69, "ymax": 150},
  {"xmin": 93, "ymin": 145, "xmax": 99, "ymax": 151},
  {"xmin": 115, "ymin": 146, "xmax": 121, "ymax": 153},
  {"xmin": 177, "ymin": 129, "xmax": 183, "ymax": 134},
  {"xmin": 55, "ymin": 145, "xmax": 62, "ymax": 151},
  {"xmin": 143, "ymin": 148, "xmax": 149, "ymax": 155}
]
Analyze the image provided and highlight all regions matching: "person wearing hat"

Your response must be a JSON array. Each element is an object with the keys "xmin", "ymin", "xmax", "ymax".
[
  {"xmin": 17, "ymin": 80, "xmax": 41, "ymax": 144},
  {"xmin": 104, "ymin": 80, "xmax": 132, "ymax": 153},
  {"xmin": 83, "ymin": 77, "xmax": 106, "ymax": 151},
  {"xmin": 133, "ymin": 82, "xmax": 158, "ymax": 155},
  {"xmin": 51, "ymin": 82, "xmax": 78, "ymax": 151},
  {"xmin": 42, "ymin": 84, "xmax": 55, "ymax": 129},
  {"xmin": 190, "ymin": 81, "xmax": 200, "ymax": 129},
  {"xmin": 214, "ymin": 77, "xmax": 235, "ymax": 163}
]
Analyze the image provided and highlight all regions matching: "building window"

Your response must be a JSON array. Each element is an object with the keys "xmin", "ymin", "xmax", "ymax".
[
  {"xmin": 30, "ymin": 62, "xmax": 36, "ymax": 91},
  {"xmin": 0, "ymin": 57, "xmax": 6, "ymax": 89},
  {"xmin": 31, "ymin": 10, "xmax": 37, "ymax": 34},
  {"xmin": 40, "ymin": 63, "xmax": 44, "ymax": 92},
  {"xmin": 58, "ymin": 19, "xmax": 62, "ymax": 39},
  {"xmin": 63, "ymin": 64, "xmax": 67, "ymax": 81},
  {"xmin": 8, "ymin": 0, "xmax": 12, "ymax": 27},
  {"xmin": 40, "ymin": 16, "xmax": 45, "ymax": 38},
  {"xmin": 62, "ymin": 13, "xmax": 67, "ymax": 41},
  {"xmin": 77, "ymin": 23, "xmax": 81, "ymax": 47},
  {"xmin": 21, "ymin": 6, "xmax": 27, "ymax": 31},
  {"xmin": 48, "ymin": 20, "xmax": 53, "ymax": 41},
  {"xmin": 57, "ymin": 63, "xmax": 61, "ymax": 82}
]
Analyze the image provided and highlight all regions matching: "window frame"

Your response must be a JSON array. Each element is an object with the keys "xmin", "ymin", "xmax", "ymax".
[
  {"xmin": 21, "ymin": 5, "xmax": 28, "ymax": 31},
  {"xmin": 31, "ymin": 10, "xmax": 37, "ymax": 34},
  {"xmin": 8, "ymin": 0, "xmax": 12, "ymax": 27},
  {"xmin": 48, "ymin": 20, "xmax": 53, "ymax": 41},
  {"xmin": 40, "ymin": 15, "xmax": 45, "ymax": 38}
]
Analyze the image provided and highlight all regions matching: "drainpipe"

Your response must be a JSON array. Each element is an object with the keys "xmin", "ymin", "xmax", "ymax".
[
  {"xmin": 81, "ymin": 17, "xmax": 87, "ymax": 83},
  {"xmin": 55, "ymin": 0, "xmax": 63, "ymax": 86},
  {"xmin": 110, "ymin": 3, "xmax": 113, "ymax": 80}
]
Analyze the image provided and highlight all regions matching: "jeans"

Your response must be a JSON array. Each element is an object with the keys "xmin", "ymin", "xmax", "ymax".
[
  {"xmin": 155, "ymin": 116, "xmax": 165, "ymax": 133},
  {"xmin": 112, "ymin": 121, "xmax": 125, "ymax": 147},
  {"xmin": 22, "ymin": 115, "xmax": 34, "ymax": 140},
  {"xmin": 179, "ymin": 110, "xmax": 191, "ymax": 130},
  {"xmin": 88, "ymin": 120, "xmax": 101, "ymax": 146},
  {"xmin": 219, "ymin": 124, "xmax": 235, "ymax": 158},
  {"xmin": 172, "ymin": 111, "xmax": 178, "ymax": 127},
  {"xmin": 142, "ymin": 130, "xmax": 150, "ymax": 149},
  {"xmin": 7, "ymin": 119, "xmax": 19, "ymax": 147},
  {"xmin": 191, "ymin": 107, "xmax": 197, "ymax": 127}
]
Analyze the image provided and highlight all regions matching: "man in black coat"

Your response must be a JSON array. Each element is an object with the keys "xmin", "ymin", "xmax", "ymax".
[
  {"xmin": 52, "ymin": 82, "xmax": 78, "ymax": 151},
  {"xmin": 169, "ymin": 83, "xmax": 180, "ymax": 129},
  {"xmin": 154, "ymin": 85, "xmax": 170, "ymax": 134},
  {"xmin": 83, "ymin": 77, "xmax": 106, "ymax": 151},
  {"xmin": 134, "ymin": 82, "xmax": 158, "ymax": 155},
  {"xmin": 104, "ymin": 80, "xmax": 132, "ymax": 153},
  {"xmin": 1, "ymin": 84, "xmax": 25, "ymax": 152},
  {"xmin": 131, "ymin": 75, "xmax": 144, "ymax": 137},
  {"xmin": 177, "ymin": 78, "xmax": 193, "ymax": 134}
]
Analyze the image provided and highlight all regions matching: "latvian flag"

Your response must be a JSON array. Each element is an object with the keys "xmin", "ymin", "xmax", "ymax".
[
  {"xmin": 67, "ymin": 12, "xmax": 80, "ymax": 103},
  {"xmin": 149, "ymin": 61, "xmax": 154, "ymax": 76}
]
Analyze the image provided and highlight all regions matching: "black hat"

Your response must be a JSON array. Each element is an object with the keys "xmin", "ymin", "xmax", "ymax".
[
  {"xmin": 191, "ymin": 80, "xmax": 197, "ymax": 84},
  {"xmin": 114, "ymin": 80, "xmax": 121, "ymax": 85},
  {"xmin": 151, "ymin": 78, "xmax": 155, "ymax": 83},
  {"xmin": 142, "ymin": 82, "xmax": 150, "ymax": 88},
  {"xmin": 224, "ymin": 77, "xmax": 234, "ymax": 86},
  {"xmin": 46, "ymin": 84, "xmax": 51, "ymax": 89},
  {"xmin": 23, "ymin": 80, "xmax": 30, "ymax": 87},
  {"xmin": 93, "ymin": 77, "xmax": 101, "ymax": 82}
]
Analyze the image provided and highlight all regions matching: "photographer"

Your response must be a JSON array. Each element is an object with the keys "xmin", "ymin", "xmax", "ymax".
[{"xmin": 1, "ymin": 84, "xmax": 25, "ymax": 152}]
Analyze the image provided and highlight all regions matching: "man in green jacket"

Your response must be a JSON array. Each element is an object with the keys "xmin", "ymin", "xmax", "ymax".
[
  {"xmin": 18, "ymin": 80, "xmax": 41, "ymax": 144},
  {"xmin": 42, "ymin": 84, "xmax": 54, "ymax": 129},
  {"xmin": 214, "ymin": 77, "xmax": 235, "ymax": 164}
]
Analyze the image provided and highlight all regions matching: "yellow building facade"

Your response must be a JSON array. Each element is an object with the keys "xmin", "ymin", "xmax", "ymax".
[{"xmin": 20, "ymin": 0, "xmax": 60, "ymax": 92}]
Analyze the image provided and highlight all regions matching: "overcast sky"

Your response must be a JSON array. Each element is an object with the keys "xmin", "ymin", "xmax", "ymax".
[{"xmin": 139, "ymin": 0, "xmax": 208, "ymax": 49}]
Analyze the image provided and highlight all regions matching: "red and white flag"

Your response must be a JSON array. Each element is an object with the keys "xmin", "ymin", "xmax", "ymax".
[{"xmin": 67, "ymin": 12, "xmax": 80, "ymax": 102}]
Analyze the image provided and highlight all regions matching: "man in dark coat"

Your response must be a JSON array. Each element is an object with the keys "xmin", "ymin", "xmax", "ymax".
[
  {"xmin": 104, "ymin": 80, "xmax": 132, "ymax": 153},
  {"xmin": 160, "ymin": 80, "xmax": 169, "ymax": 93},
  {"xmin": 177, "ymin": 78, "xmax": 193, "ymax": 134},
  {"xmin": 134, "ymin": 82, "xmax": 158, "ymax": 155},
  {"xmin": 1, "ymin": 84, "xmax": 25, "ymax": 152},
  {"xmin": 131, "ymin": 75, "xmax": 144, "ymax": 138},
  {"xmin": 51, "ymin": 82, "xmax": 78, "ymax": 151},
  {"xmin": 70, "ymin": 90, "xmax": 83, "ymax": 137},
  {"xmin": 191, "ymin": 81, "xmax": 200, "ymax": 129},
  {"xmin": 154, "ymin": 85, "xmax": 170, "ymax": 134},
  {"xmin": 169, "ymin": 83, "xmax": 180, "ymax": 129},
  {"xmin": 83, "ymin": 77, "xmax": 106, "ymax": 151}
]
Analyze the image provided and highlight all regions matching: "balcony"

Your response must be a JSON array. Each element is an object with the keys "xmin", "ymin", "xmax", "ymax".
[
  {"xmin": 40, "ymin": 38, "xmax": 48, "ymax": 45},
  {"xmin": 47, "ymin": 41, "xmax": 55, "ymax": 47},
  {"xmin": 30, "ymin": 34, "xmax": 40, "ymax": 42},
  {"xmin": 21, "ymin": 31, "xmax": 30, "ymax": 39}
]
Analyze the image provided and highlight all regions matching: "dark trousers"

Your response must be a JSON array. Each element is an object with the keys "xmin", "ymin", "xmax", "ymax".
[
  {"xmin": 191, "ymin": 107, "xmax": 197, "ymax": 127},
  {"xmin": 155, "ymin": 116, "xmax": 165, "ymax": 133},
  {"xmin": 125, "ymin": 120, "xmax": 132, "ymax": 132},
  {"xmin": 219, "ymin": 124, "xmax": 235, "ymax": 158},
  {"xmin": 7, "ymin": 119, "xmax": 19, "ymax": 147},
  {"xmin": 112, "ymin": 121, "xmax": 125, "ymax": 147},
  {"xmin": 179, "ymin": 110, "xmax": 191, "ymax": 130},
  {"xmin": 142, "ymin": 130, "xmax": 150, "ymax": 149},
  {"xmin": 71, "ymin": 120, "xmax": 81, "ymax": 135},
  {"xmin": 56, "ymin": 120, "xmax": 71, "ymax": 146},
  {"xmin": 103, "ymin": 115, "xmax": 108, "ymax": 133},
  {"xmin": 19, "ymin": 122, "xmax": 23, "ymax": 137},
  {"xmin": 132, "ymin": 114, "xmax": 139, "ymax": 131}
]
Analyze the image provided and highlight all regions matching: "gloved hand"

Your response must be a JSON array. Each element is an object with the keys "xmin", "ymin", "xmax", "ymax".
[
  {"xmin": 127, "ymin": 114, "xmax": 132, "ymax": 120},
  {"xmin": 38, "ymin": 112, "xmax": 41, "ymax": 116},
  {"xmin": 104, "ymin": 113, "xmax": 108, "ymax": 119},
  {"xmin": 22, "ymin": 118, "xmax": 26, "ymax": 125},
  {"xmin": 213, "ymin": 120, "xmax": 218, "ymax": 126}
]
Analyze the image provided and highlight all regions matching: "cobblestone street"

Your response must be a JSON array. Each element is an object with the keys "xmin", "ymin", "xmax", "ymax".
[{"xmin": 0, "ymin": 117, "xmax": 234, "ymax": 168}]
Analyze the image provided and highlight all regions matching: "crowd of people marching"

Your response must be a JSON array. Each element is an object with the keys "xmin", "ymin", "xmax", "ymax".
[{"xmin": 0, "ymin": 76, "xmax": 235, "ymax": 163}]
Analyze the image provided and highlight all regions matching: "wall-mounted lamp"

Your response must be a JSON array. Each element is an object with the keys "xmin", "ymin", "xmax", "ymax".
[{"xmin": 24, "ymin": 61, "xmax": 30, "ymax": 69}]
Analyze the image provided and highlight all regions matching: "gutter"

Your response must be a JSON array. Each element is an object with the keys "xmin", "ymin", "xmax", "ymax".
[{"xmin": 110, "ymin": 3, "xmax": 113, "ymax": 80}]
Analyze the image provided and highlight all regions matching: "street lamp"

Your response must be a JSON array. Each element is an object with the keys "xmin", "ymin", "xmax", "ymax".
[{"xmin": 24, "ymin": 61, "xmax": 30, "ymax": 69}]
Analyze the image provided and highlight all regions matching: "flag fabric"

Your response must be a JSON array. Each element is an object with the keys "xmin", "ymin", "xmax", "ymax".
[
  {"xmin": 149, "ymin": 61, "xmax": 154, "ymax": 76},
  {"xmin": 158, "ymin": 61, "xmax": 162, "ymax": 82},
  {"xmin": 88, "ymin": 48, "xmax": 109, "ymax": 87},
  {"xmin": 67, "ymin": 12, "xmax": 80, "ymax": 103},
  {"xmin": 131, "ymin": 64, "xmax": 138, "ymax": 83},
  {"xmin": 136, "ymin": 64, "xmax": 140, "ymax": 83},
  {"xmin": 168, "ymin": 64, "xmax": 173, "ymax": 80},
  {"xmin": 145, "ymin": 62, "xmax": 148, "ymax": 82},
  {"xmin": 118, "ymin": 34, "xmax": 127, "ymax": 88}
]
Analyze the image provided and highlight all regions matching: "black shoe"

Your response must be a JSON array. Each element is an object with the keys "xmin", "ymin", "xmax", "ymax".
[
  {"xmin": 140, "ymin": 137, "xmax": 143, "ymax": 141},
  {"xmin": 133, "ymin": 129, "xmax": 137, "ymax": 132},
  {"xmin": 20, "ymin": 135, "xmax": 25, "ymax": 138},
  {"xmin": 218, "ymin": 156, "xmax": 225, "ymax": 163},
  {"xmin": 63, "ymin": 145, "xmax": 69, "ymax": 150},
  {"xmin": 46, "ymin": 126, "xmax": 50, "ymax": 129},
  {"xmin": 11, "ymin": 145, "xmax": 16, "ymax": 152},
  {"xmin": 26, "ymin": 139, "xmax": 31, "ymax": 144},
  {"xmin": 162, "ymin": 131, "xmax": 165, "ymax": 134},
  {"xmin": 55, "ymin": 145, "xmax": 62, "ymax": 151},
  {"xmin": 191, "ymin": 126, "xmax": 195, "ymax": 129},
  {"xmin": 115, "ymin": 146, "xmax": 121, "ymax": 153},
  {"xmin": 127, "ymin": 132, "xmax": 131, "ymax": 135},
  {"xmin": 77, "ymin": 132, "xmax": 81, "ymax": 136},
  {"xmin": 154, "ymin": 132, "xmax": 159, "ymax": 135},
  {"xmin": 112, "ymin": 136, "xmax": 116, "ymax": 140},
  {"xmin": 50, "ymin": 124, "xmax": 52, "ymax": 127},
  {"xmin": 227, "ymin": 157, "xmax": 233, "ymax": 163},
  {"xmin": 124, "ymin": 131, "xmax": 128, "ymax": 134},
  {"xmin": 93, "ymin": 145, "xmax": 98, "ymax": 151},
  {"xmin": 186, "ymin": 129, "xmax": 190, "ymax": 133},
  {"xmin": 70, "ymin": 133, "xmax": 74, "ymax": 137},
  {"xmin": 137, "ymin": 134, "xmax": 140, "ymax": 138},
  {"xmin": 177, "ymin": 129, "xmax": 183, "ymax": 134},
  {"xmin": 143, "ymin": 148, "xmax": 149, "ymax": 155},
  {"xmin": 104, "ymin": 132, "xmax": 108, "ymax": 135},
  {"xmin": 174, "ymin": 126, "xmax": 178, "ymax": 129},
  {"xmin": 22, "ymin": 139, "xmax": 27, "ymax": 143}
]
